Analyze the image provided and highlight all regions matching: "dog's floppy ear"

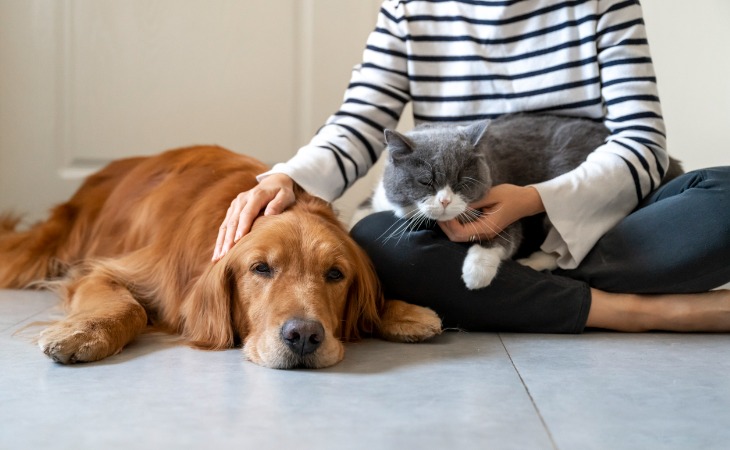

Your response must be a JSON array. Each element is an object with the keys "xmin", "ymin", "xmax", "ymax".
[
  {"xmin": 181, "ymin": 258, "xmax": 237, "ymax": 349},
  {"xmin": 341, "ymin": 240, "xmax": 383, "ymax": 341}
]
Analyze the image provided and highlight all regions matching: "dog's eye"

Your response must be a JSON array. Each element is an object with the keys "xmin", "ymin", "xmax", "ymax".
[
  {"xmin": 326, "ymin": 268, "xmax": 344, "ymax": 282},
  {"xmin": 251, "ymin": 262, "xmax": 272, "ymax": 277}
]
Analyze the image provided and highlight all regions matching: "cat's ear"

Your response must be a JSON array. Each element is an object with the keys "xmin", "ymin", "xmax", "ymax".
[
  {"xmin": 384, "ymin": 129, "xmax": 414, "ymax": 161},
  {"xmin": 466, "ymin": 120, "xmax": 490, "ymax": 146}
]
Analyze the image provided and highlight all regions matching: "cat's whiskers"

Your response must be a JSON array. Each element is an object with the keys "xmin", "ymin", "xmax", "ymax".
[
  {"xmin": 461, "ymin": 177, "xmax": 487, "ymax": 189},
  {"xmin": 457, "ymin": 209, "xmax": 514, "ymax": 245},
  {"xmin": 378, "ymin": 209, "xmax": 434, "ymax": 245},
  {"xmin": 378, "ymin": 215, "xmax": 414, "ymax": 244},
  {"xmin": 478, "ymin": 204, "xmax": 503, "ymax": 215},
  {"xmin": 404, "ymin": 213, "xmax": 436, "ymax": 244},
  {"xmin": 461, "ymin": 206, "xmax": 483, "ymax": 221},
  {"xmin": 464, "ymin": 220, "xmax": 485, "ymax": 244}
]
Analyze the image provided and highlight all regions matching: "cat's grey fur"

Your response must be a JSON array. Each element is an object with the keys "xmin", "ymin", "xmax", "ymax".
[{"xmin": 352, "ymin": 113, "xmax": 683, "ymax": 290}]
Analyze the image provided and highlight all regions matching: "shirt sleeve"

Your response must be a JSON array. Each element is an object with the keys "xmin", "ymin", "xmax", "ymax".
[
  {"xmin": 258, "ymin": 1, "xmax": 411, "ymax": 202},
  {"xmin": 532, "ymin": 0, "xmax": 669, "ymax": 269}
]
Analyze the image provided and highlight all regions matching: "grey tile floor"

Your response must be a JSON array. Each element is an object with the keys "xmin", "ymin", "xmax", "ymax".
[{"xmin": 2, "ymin": 288, "xmax": 729, "ymax": 450}]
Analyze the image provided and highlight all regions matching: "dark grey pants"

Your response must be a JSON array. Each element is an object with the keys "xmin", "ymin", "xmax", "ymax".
[{"xmin": 350, "ymin": 167, "xmax": 730, "ymax": 333}]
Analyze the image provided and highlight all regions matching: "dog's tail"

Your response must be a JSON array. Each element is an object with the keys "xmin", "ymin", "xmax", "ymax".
[
  {"xmin": 0, "ymin": 206, "xmax": 75, "ymax": 289},
  {"xmin": 0, "ymin": 213, "xmax": 21, "ymax": 236}
]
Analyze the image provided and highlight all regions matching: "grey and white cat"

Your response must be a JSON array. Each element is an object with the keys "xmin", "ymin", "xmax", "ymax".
[{"xmin": 352, "ymin": 113, "xmax": 683, "ymax": 290}]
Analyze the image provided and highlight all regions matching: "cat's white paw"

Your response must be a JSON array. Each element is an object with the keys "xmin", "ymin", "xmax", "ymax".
[
  {"xmin": 517, "ymin": 251, "xmax": 559, "ymax": 272},
  {"xmin": 461, "ymin": 245, "xmax": 505, "ymax": 290}
]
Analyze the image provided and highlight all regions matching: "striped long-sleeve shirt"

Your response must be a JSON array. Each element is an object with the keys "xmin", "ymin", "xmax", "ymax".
[{"xmin": 263, "ymin": 0, "xmax": 668, "ymax": 269}]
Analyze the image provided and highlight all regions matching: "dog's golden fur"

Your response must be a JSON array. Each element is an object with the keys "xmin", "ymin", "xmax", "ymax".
[{"xmin": 0, "ymin": 146, "xmax": 441, "ymax": 368}]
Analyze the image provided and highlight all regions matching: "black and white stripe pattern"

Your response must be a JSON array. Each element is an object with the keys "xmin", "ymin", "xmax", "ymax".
[{"xmin": 269, "ymin": 0, "xmax": 668, "ymax": 267}]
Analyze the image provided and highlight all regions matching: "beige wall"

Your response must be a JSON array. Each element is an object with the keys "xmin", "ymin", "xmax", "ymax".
[
  {"xmin": 641, "ymin": 0, "xmax": 730, "ymax": 171},
  {"xmin": 1, "ymin": 0, "xmax": 728, "ymax": 224},
  {"xmin": 0, "ymin": 0, "xmax": 382, "ymax": 223}
]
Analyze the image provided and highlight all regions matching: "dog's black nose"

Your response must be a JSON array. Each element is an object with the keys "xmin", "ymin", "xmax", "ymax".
[{"xmin": 281, "ymin": 319, "xmax": 325, "ymax": 356}]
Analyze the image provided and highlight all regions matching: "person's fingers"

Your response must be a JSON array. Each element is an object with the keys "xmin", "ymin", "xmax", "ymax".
[
  {"xmin": 438, "ymin": 219, "xmax": 468, "ymax": 242},
  {"xmin": 212, "ymin": 175, "xmax": 296, "ymax": 262},
  {"xmin": 234, "ymin": 193, "xmax": 266, "ymax": 242},
  {"xmin": 216, "ymin": 193, "xmax": 248, "ymax": 261},
  {"xmin": 213, "ymin": 203, "xmax": 236, "ymax": 261},
  {"xmin": 264, "ymin": 188, "xmax": 295, "ymax": 216},
  {"xmin": 221, "ymin": 212, "xmax": 241, "ymax": 255},
  {"xmin": 439, "ymin": 214, "xmax": 501, "ymax": 242}
]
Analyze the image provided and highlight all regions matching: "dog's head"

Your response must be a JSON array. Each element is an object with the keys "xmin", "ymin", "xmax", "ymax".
[{"xmin": 182, "ymin": 196, "xmax": 382, "ymax": 369}]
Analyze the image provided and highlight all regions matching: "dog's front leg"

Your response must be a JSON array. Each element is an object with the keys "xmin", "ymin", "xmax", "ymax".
[
  {"xmin": 39, "ymin": 274, "xmax": 147, "ymax": 364},
  {"xmin": 377, "ymin": 299, "xmax": 442, "ymax": 343}
]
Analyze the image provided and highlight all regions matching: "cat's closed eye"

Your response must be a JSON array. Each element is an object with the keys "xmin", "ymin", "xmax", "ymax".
[
  {"xmin": 417, "ymin": 177, "xmax": 432, "ymax": 187},
  {"xmin": 454, "ymin": 172, "xmax": 473, "ymax": 189}
]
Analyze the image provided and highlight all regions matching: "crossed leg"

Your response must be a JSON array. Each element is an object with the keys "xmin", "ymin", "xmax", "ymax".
[{"xmin": 588, "ymin": 288, "xmax": 730, "ymax": 332}]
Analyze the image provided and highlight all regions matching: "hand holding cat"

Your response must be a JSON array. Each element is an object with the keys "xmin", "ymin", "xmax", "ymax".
[
  {"xmin": 438, "ymin": 184, "xmax": 545, "ymax": 242},
  {"xmin": 212, "ymin": 173, "xmax": 296, "ymax": 262}
]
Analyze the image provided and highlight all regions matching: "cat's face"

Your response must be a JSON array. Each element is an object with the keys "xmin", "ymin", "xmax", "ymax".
[{"xmin": 382, "ymin": 122, "xmax": 491, "ymax": 221}]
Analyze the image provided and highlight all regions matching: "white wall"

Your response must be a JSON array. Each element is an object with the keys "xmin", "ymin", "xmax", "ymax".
[
  {"xmin": 640, "ymin": 0, "xmax": 730, "ymax": 171},
  {"xmin": 0, "ymin": 2, "xmax": 76, "ymax": 220},
  {"xmin": 0, "ymin": 0, "xmax": 382, "ymax": 223},
  {"xmin": 0, "ymin": 0, "xmax": 728, "ymax": 224}
]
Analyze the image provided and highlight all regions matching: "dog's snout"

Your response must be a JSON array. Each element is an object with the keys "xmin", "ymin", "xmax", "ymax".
[{"xmin": 281, "ymin": 319, "xmax": 325, "ymax": 356}]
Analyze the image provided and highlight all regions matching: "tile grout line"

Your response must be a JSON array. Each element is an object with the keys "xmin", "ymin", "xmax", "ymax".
[{"xmin": 498, "ymin": 333, "xmax": 559, "ymax": 450}]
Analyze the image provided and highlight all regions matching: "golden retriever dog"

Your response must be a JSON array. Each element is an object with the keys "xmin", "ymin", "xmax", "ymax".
[{"xmin": 0, "ymin": 146, "xmax": 441, "ymax": 369}]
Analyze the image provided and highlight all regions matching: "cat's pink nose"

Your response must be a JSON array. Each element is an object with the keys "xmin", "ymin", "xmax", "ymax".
[
  {"xmin": 436, "ymin": 188, "xmax": 453, "ymax": 208},
  {"xmin": 438, "ymin": 194, "xmax": 451, "ymax": 207}
]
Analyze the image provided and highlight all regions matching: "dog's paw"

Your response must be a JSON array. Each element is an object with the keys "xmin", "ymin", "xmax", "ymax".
[
  {"xmin": 38, "ymin": 319, "xmax": 121, "ymax": 364},
  {"xmin": 461, "ymin": 245, "xmax": 504, "ymax": 290},
  {"xmin": 517, "ymin": 251, "xmax": 559, "ymax": 272},
  {"xmin": 378, "ymin": 300, "xmax": 442, "ymax": 343}
]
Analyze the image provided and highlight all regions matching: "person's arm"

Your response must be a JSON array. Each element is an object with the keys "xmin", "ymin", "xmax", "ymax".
[
  {"xmin": 214, "ymin": 1, "xmax": 411, "ymax": 261},
  {"xmin": 441, "ymin": 1, "xmax": 668, "ymax": 269},
  {"xmin": 262, "ymin": 2, "xmax": 411, "ymax": 202},
  {"xmin": 533, "ymin": 0, "xmax": 668, "ymax": 269}
]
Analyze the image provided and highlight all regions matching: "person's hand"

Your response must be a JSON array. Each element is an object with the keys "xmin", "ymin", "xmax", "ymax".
[
  {"xmin": 438, "ymin": 184, "xmax": 544, "ymax": 243},
  {"xmin": 212, "ymin": 173, "xmax": 296, "ymax": 262}
]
